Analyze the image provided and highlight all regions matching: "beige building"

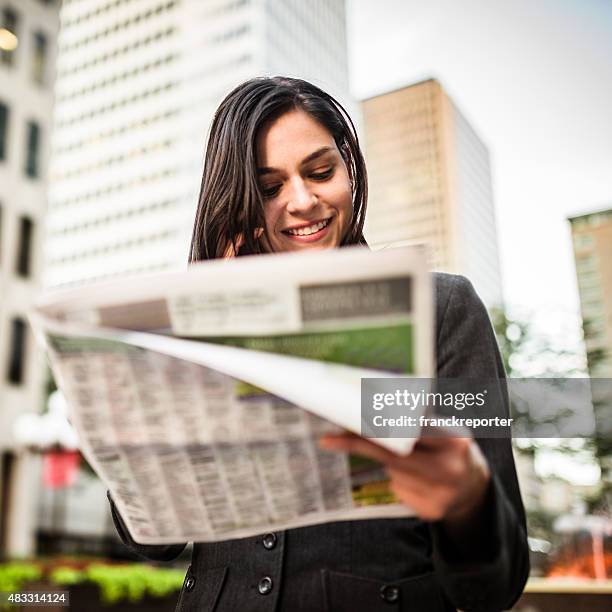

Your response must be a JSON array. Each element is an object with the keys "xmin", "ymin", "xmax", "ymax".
[
  {"xmin": 569, "ymin": 207, "xmax": 612, "ymax": 377},
  {"xmin": 361, "ymin": 78, "xmax": 503, "ymax": 308}
]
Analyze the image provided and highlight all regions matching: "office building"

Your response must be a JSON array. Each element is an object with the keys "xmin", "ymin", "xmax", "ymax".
[
  {"xmin": 361, "ymin": 79, "xmax": 503, "ymax": 308},
  {"xmin": 46, "ymin": 0, "xmax": 351, "ymax": 287},
  {"xmin": 0, "ymin": 0, "xmax": 60, "ymax": 556},
  {"xmin": 569, "ymin": 207, "xmax": 612, "ymax": 377}
]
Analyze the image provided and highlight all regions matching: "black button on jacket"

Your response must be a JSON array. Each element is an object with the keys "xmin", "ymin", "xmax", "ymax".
[{"xmin": 108, "ymin": 273, "xmax": 530, "ymax": 611}]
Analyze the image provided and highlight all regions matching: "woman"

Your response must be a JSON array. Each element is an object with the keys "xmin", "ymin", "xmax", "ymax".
[{"xmin": 109, "ymin": 76, "xmax": 529, "ymax": 611}]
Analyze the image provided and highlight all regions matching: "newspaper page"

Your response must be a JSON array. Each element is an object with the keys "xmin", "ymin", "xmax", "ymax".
[{"xmin": 31, "ymin": 245, "xmax": 433, "ymax": 544}]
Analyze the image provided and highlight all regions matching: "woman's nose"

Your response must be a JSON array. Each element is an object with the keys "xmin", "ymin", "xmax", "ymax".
[{"xmin": 286, "ymin": 177, "xmax": 317, "ymax": 213}]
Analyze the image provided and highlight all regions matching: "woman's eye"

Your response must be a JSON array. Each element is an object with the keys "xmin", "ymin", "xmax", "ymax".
[
  {"xmin": 310, "ymin": 168, "xmax": 334, "ymax": 181},
  {"xmin": 261, "ymin": 184, "xmax": 281, "ymax": 198}
]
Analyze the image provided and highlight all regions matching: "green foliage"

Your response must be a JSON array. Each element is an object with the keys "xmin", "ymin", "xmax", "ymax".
[
  {"xmin": 489, "ymin": 306, "xmax": 530, "ymax": 376},
  {"xmin": 0, "ymin": 562, "xmax": 42, "ymax": 594},
  {"xmin": 0, "ymin": 560, "xmax": 184, "ymax": 607},
  {"xmin": 489, "ymin": 306, "xmax": 586, "ymax": 378},
  {"xmin": 48, "ymin": 566, "xmax": 83, "ymax": 585},
  {"xmin": 84, "ymin": 564, "xmax": 185, "ymax": 604},
  {"xmin": 582, "ymin": 317, "xmax": 610, "ymax": 371},
  {"xmin": 490, "ymin": 306, "xmax": 611, "ymax": 514}
]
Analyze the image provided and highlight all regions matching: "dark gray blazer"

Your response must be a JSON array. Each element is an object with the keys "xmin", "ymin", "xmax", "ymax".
[{"xmin": 108, "ymin": 273, "xmax": 529, "ymax": 612}]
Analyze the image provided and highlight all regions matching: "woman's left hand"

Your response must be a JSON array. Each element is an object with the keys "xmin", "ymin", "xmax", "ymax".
[{"xmin": 318, "ymin": 429, "xmax": 491, "ymax": 533}]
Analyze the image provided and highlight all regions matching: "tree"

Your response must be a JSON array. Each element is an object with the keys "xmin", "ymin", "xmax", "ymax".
[{"xmin": 490, "ymin": 307, "xmax": 610, "ymax": 514}]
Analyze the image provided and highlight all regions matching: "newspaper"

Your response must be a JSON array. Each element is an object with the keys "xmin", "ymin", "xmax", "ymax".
[{"xmin": 30, "ymin": 245, "xmax": 434, "ymax": 544}]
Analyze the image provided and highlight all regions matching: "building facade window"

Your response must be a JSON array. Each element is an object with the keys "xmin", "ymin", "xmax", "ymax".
[
  {"xmin": 573, "ymin": 233, "xmax": 594, "ymax": 250},
  {"xmin": 576, "ymin": 254, "xmax": 598, "ymax": 275},
  {"xmin": 7, "ymin": 317, "xmax": 27, "ymax": 385},
  {"xmin": 15, "ymin": 215, "xmax": 33, "ymax": 277},
  {"xmin": 0, "ymin": 7, "xmax": 19, "ymax": 67},
  {"xmin": 24, "ymin": 121, "xmax": 40, "ymax": 178},
  {"xmin": 578, "ymin": 269, "xmax": 599, "ymax": 291},
  {"xmin": 0, "ymin": 101, "xmax": 8, "ymax": 160},
  {"xmin": 31, "ymin": 30, "xmax": 47, "ymax": 85}
]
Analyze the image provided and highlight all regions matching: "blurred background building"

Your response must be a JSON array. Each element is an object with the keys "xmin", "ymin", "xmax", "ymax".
[
  {"xmin": 361, "ymin": 78, "xmax": 503, "ymax": 308},
  {"xmin": 569, "ymin": 207, "xmax": 612, "ymax": 377},
  {"xmin": 0, "ymin": 0, "xmax": 60, "ymax": 557},
  {"xmin": 46, "ymin": 0, "xmax": 352, "ymax": 287},
  {"xmin": 32, "ymin": 0, "xmax": 354, "ymax": 557}
]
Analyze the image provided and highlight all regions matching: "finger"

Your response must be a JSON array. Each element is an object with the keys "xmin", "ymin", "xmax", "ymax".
[
  {"xmin": 386, "ymin": 476, "xmax": 435, "ymax": 515},
  {"xmin": 319, "ymin": 432, "xmax": 447, "ymax": 473},
  {"xmin": 385, "ymin": 463, "xmax": 434, "ymax": 486},
  {"xmin": 386, "ymin": 467, "xmax": 433, "ymax": 497},
  {"xmin": 416, "ymin": 424, "xmax": 472, "ymax": 449},
  {"xmin": 319, "ymin": 432, "xmax": 401, "ymax": 466},
  {"xmin": 386, "ymin": 450, "xmax": 462, "ymax": 487},
  {"xmin": 389, "ymin": 447, "xmax": 448, "ymax": 477},
  {"xmin": 388, "ymin": 479, "xmax": 449, "ymax": 521}
]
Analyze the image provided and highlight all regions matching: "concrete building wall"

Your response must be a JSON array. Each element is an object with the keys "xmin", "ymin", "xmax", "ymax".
[
  {"xmin": 47, "ymin": 0, "xmax": 188, "ymax": 286},
  {"xmin": 47, "ymin": 0, "xmax": 352, "ymax": 288},
  {"xmin": 261, "ymin": 0, "xmax": 351, "ymax": 111},
  {"xmin": 450, "ymin": 100, "xmax": 503, "ymax": 307},
  {"xmin": 0, "ymin": 0, "xmax": 60, "ymax": 557}
]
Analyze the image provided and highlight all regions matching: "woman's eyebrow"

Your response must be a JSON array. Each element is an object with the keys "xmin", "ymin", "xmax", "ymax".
[
  {"xmin": 257, "ymin": 146, "xmax": 334, "ymax": 176},
  {"xmin": 300, "ymin": 145, "xmax": 334, "ymax": 166}
]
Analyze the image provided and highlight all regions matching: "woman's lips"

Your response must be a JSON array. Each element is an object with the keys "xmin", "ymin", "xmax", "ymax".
[{"xmin": 283, "ymin": 217, "xmax": 333, "ymax": 243}]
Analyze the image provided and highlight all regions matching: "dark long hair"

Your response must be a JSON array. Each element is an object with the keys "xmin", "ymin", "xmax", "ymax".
[{"xmin": 189, "ymin": 76, "xmax": 368, "ymax": 262}]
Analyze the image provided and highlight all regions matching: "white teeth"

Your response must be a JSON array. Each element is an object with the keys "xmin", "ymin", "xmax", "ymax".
[{"xmin": 287, "ymin": 218, "xmax": 330, "ymax": 236}]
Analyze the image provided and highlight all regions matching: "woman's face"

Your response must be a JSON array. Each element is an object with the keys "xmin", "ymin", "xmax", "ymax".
[{"xmin": 255, "ymin": 110, "xmax": 353, "ymax": 253}]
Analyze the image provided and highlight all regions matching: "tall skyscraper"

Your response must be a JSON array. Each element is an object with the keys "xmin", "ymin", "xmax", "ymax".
[
  {"xmin": 361, "ymin": 79, "xmax": 503, "ymax": 308},
  {"xmin": 46, "ymin": 0, "xmax": 351, "ymax": 287},
  {"xmin": 569, "ymin": 207, "xmax": 612, "ymax": 377},
  {"xmin": 0, "ymin": 0, "xmax": 60, "ymax": 556}
]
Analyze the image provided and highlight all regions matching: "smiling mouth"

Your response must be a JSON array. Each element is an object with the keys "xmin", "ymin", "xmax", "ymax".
[{"xmin": 283, "ymin": 218, "xmax": 332, "ymax": 237}]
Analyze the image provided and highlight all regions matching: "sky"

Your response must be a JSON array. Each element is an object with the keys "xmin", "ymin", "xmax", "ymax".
[{"xmin": 346, "ymin": 0, "xmax": 612, "ymax": 323}]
